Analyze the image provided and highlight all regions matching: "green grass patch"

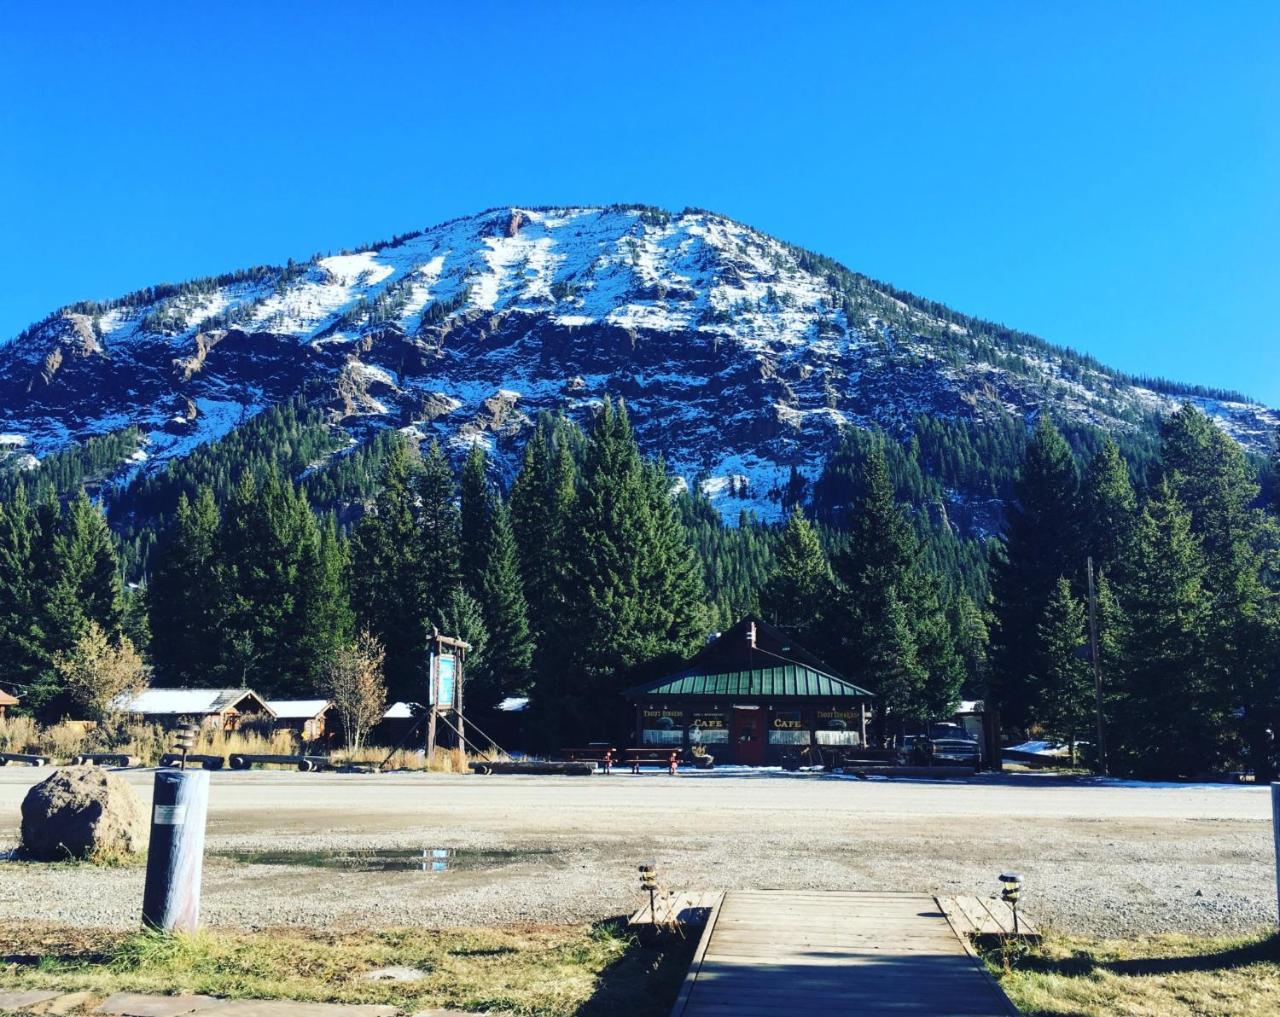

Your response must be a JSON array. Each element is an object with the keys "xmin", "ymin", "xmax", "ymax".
[
  {"xmin": 0, "ymin": 920, "xmax": 693, "ymax": 1016},
  {"xmin": 984, "ymin": 930, "xmax": 1280, "ymax": 1016}
]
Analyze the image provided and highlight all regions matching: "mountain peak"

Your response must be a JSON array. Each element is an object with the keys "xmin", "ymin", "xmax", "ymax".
[{"xmin": 0, "ymin": 205, "xmax": 1274, "ymax": 524}]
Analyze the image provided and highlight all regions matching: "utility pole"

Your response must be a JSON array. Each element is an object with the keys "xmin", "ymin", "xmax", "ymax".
[{"xmin": 1086, "ymin": 557, "xmax": 1108, "ymax": 776}]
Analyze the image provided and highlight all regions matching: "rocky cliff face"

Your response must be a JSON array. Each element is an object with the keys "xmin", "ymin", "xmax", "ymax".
[{"xmin": 0, "ymin": 205, "xmax": 1274, "ymax": 522}]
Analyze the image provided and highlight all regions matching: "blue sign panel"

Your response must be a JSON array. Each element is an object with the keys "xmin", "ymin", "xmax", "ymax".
[{"xmin": 436, "ymin": 653, "xmax": 457, "ymax": 709}]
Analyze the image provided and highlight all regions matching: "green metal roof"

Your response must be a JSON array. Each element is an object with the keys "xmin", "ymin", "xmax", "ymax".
[{"xmin": 627, "ymin": 664, "xmax": 873, "ymax": 700}]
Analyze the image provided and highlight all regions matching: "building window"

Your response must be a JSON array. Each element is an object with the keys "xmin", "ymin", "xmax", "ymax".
[
  {"xmin": 641, "ymin": 709, "xmax": 684, "ymax": 746},
  {"xmin": 689, "ymin": 712, "xmax": 728, "ymax": 745},
  {"xmin": 815, "ymin": 709, "xmax": 861, "ymax": 746},
  {"xmin": 768, "ymin": 710, "xmax": 809, "ymax": 745}
]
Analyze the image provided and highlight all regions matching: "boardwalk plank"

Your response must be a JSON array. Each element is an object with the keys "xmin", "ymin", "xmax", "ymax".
[{"xmin": 671, "ymin": 890, "xmax": 1017, "ymax": 1017}]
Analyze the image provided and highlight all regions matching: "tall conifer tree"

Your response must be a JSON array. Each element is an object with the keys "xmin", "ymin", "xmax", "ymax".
[
  {"xmin": 149, "ymin": 488, "xmax": 222, "ymax": 685},
  {"xmin": 1158, "ymin": 405, "xmax": 1275, "ymax": 777},
  {"xmin": 1035, "ymin": 577, "xmax": 1093, "ymax": 762},
  {"xmin": 351, "ymin": 439, "xmax": 426, "ymax": 702},
  {"xmin": 459, "ymin": 444, "xmax": 492, "ymax": 595},
  {"xmin": 1081, "ymin": 437, "xmax": 1137, "ymax": 576},
  {"xmin": 988, "ymin": 418, "xmax": 1081, "ymax": 733},
  {"xmin": 472, "ymin": 498, "xmax": 534, "ymax": 710},
  {"xmin": 1111, "ymin": 481, "xmax": 1220, "ymax": 779},
  {"xmin": 558, "ymin": 400, "xmax": 705, "ymax": 740},
  {"xmin": 759, "ymin": 505, "xmax": 833, "ymax": 650}
]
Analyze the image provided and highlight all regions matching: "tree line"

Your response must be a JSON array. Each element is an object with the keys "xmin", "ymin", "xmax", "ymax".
[{"xmin": 1, "ymin": 396, "xmax": 1277, "ymax": 777}]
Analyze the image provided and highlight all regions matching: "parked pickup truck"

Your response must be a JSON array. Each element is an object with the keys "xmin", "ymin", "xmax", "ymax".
[{"xmin": 901, "ymin": 731, "xmax": 982, "ymax": 767}]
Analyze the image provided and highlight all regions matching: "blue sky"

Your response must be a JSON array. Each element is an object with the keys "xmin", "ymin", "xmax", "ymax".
[{"xmin": 2, "ymin": 1, "xmax": 1278, "ymax": 404}]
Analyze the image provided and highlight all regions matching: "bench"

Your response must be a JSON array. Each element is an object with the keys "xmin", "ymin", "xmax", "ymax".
[
  {"xmin": 160, "ymin": 752, "xmax": 225, "ymax": 770},
  {"xmin": 228, "ymin": 753, "xmax": 331, "ymax": 771},
  {"xmin": 559, "ymin": 746, "xmax": 617, "ymax": 773},
  {"xmin": 0, "ymin": 752, "xmax": 49, "ymax": 767},
  {"xmin": 72, "ymin": 753, "xmax": 140, "ymax": 768},
  {"xmin": 624, "ymin": 748, "xmax": 681, "ymax": 775}
]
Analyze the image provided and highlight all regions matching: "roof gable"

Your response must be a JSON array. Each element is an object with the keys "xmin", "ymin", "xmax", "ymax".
[
  {"xmin": 626, "ymin": 663, "xmax": 872, "ymax": 700},
  {"xmin": 266, "ymin": 699, "xmax": 333, "ymax": 719},
  {"xmin": 111, "ymin": 688, "xmax": 275, "ymax": 717}
]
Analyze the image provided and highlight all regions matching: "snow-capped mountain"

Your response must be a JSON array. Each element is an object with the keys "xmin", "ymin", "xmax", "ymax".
[{"xmin": 1, "ymin": 205, "xmax": 1275, "ymax": 522}]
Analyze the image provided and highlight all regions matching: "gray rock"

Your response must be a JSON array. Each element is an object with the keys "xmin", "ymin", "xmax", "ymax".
[{"xmin": 20, "ymin": 766, "xmax": 147, "ymax": 861}]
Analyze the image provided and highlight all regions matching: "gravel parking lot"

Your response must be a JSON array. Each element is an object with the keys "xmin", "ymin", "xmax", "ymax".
[{"xmin": 0, "ymin": 767, "xmax": 1273, "ymax": 938}]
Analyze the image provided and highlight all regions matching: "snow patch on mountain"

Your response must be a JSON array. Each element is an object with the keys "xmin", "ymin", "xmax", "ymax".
[{"xmin": 0, "ymin": 204, "xmax": 1275, "ymax": 527}]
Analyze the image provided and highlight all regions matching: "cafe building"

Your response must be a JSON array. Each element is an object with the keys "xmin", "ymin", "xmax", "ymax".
[{"xmin": 624, "ymin": 617, "xmax": 874, "ymax": 766}]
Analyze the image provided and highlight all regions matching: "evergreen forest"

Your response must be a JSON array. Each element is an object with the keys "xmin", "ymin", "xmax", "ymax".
[{"xmin": 1, "ymin": 396, "xmax": 1277, "ymax": 780}]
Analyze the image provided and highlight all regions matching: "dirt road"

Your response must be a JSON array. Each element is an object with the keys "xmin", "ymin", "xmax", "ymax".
[{"xmin": 0, "ymin": 767, "xmax": 1272, "ymax": 936}]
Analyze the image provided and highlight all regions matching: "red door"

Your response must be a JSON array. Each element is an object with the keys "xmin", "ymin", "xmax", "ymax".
[{"xmin": 730, "ymin": 708, "xmax": 765, "ymax": 765}]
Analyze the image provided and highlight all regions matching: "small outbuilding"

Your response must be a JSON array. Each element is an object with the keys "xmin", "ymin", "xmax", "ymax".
[
  {"xmin": 624, "ymin": 617, "xmax": 874, "ymax": 766},
  {"xmin": 0, "ymin": 688, "xmax": 18, "ymax": 718},
  {"xmin": 109, "ymin": 688, "xmax": 274, "ymax": 730},
  {"xmin": 267, "ymin": 699, "xmax": 336, "ymax": 746}
]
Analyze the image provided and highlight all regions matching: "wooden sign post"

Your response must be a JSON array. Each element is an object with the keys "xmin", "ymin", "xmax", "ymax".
[{"xmin": 425, "ymin": 628, "xmax": 471, "ymax": 763}]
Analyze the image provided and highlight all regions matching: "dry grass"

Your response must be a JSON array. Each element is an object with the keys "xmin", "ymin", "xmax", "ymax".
[
  {"xmin": 986, "ymin": 931, "xmax": 1280, "ymax": 1016},
  {"xmin": 0, "ymin": 715, "xmax": 39, "ymax": 753},
  {"xmin": 1, "ymin": 715, "xmax": 495, "ymax": 774},
  {"xmin": 0, "ymin": 920, "xmax": 693, "ymax": 1017}
]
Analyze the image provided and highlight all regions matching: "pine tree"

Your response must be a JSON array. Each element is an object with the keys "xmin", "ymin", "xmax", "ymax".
[
  {"xmin": 759, "ymin": 505, "xmax": 833, "ymax": 649},
  {"xmin": 435, "ymin": 586, "xmax": 489, "ymax": 700},
  {"xmin": 1081, "ymin": 437, "xmax": 1136, "ymax": 576},
  {"xmin": 558, "ymin": 400, "xmax": 706, "ymax": 741},
  {"xmin": 510, "ymin": 424, "xmax": 576, "ymax": 666},
  {"xmin": 296, "ymin": 514, "xmax": 353, "ymax": 687},
  {"xmin": 1111, "ymin": 482, "xmax": 1220, "ymax": 779},
  {"xmin": 1157, "ymin": 405, "xmax": 1275, "ymax": 778},
  {"xmin": 471, "ymin": 498, "xmax": 534, "ymax": 711},
  {"xmin": 26, "ymin": 491, "xmax": 126, "ymax": 719},
  {"xmin": 988, "ymin": 418, "xmax": 1081, "ymax": 734},
  {"xmin": 950, "ymin": 591, "xmax": 989, "ymax": 698},
  {"xmin": 459, "ymin": 444, "xmax": 492, "ymax": 596},
  {"xmin": 214, "ymin": 469, "xmax": 324, "ymax": 695},
  {"xmin": 0, "ymin": 485, "xmax": 47, "ymax": 697},
  {"xmin": 418, "ymin": 441, "xmax": 462, "ymax": 602},
  {"xmin": 832, "ymin": 443, "xmax": 960, "ymax": 730},
  {"xmin": 350, "ymin": 439, "xmax": 426, "ymax": 703},
  {"xmin": 1034, "ymin": 577, "xmax": 1093, "ymax": 762},
  {"xmin": 150, "ymin": 488, "xmax": 222, "ymax": 685},
  {"xmin": 861, "ymin": 590, "xmax": 927, "ymax": 727},
  {"xmin": 1270, "ymin": 429, "xmax": 1280, "ymax": 516}
]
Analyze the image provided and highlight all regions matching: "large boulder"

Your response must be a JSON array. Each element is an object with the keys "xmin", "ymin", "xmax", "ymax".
[{"xmin": 20, "ymin": 766, "xmax": 147, "ymax": 861}]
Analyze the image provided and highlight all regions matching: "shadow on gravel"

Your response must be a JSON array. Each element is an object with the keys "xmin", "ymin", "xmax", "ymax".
[
  {"xmin": 1017, "ymin": 934, "xmax": 1280, "ymax": 978},
  {"xmin": 572, "ymin": 918, "xmax": 698, "ymax": 1017}
]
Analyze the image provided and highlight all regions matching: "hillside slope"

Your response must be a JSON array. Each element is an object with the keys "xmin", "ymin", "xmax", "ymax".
[{"xmin": 1, "ymin": 204, "xmax": 1274, "ymax": 523}]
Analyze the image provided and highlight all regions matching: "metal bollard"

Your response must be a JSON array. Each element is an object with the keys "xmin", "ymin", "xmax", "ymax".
[
  {"xmin": 1273, "ymin": 783, "xmax": 1280, "ymax": 927},
  {"xmin": 141, "ymin": 769, "xmax": 210, "ymax": 933}
]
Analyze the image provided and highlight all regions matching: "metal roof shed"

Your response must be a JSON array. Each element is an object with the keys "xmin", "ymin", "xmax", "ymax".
[{"xmin": 110, "ymin": 688, "xmax": 274, "ymax": 729}]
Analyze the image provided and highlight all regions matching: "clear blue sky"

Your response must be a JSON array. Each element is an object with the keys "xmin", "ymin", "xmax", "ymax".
[{"xmin": 2, "ymin": 1, "xmax": 1277, "ymax": 403}]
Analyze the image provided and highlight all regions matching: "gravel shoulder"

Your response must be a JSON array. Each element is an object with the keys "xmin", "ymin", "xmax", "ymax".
[{"xmin": 0, "ymin": 767, "xmax": 1272, "ymax": 938}]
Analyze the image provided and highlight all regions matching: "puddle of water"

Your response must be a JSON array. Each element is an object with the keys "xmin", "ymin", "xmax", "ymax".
[{"xmin": 217, "ymin": 847, "xmax": 555, "ymax": 873}]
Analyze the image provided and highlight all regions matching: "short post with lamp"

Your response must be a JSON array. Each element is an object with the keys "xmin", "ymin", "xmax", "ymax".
[
  {"xmin": 639, "ymin": 861, "xmax": 659, "ymax": 923},
  {"xmin": 999, "ymin": 872, "xmax": 1024, "ymax": 935}
]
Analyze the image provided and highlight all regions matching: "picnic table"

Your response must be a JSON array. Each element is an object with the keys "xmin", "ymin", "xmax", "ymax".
[
  {"xmin": 559, "ymin": 746, "xmax": 617, "ymax": 773},
  {"xmin": 624, "ymin": 747, "xmax": 681, "ymax": 775}
]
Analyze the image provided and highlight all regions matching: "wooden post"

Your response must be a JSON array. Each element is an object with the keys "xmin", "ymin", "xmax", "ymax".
[
  {"xmin": 859, "ymin": 701, "xmax": 867, "ymax": 749},
  {"xmin": 1272, "ymin": 783, "xmax": 1280, "ymax": 927},
  {"xmin": 141, "ymin": 769, "xmax": 209, "ymax": 933}
]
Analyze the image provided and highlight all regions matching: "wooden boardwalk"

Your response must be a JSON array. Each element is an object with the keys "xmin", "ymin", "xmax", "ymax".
[{"xmin": 671, "ymin": 890, "xmax": 1017, "ymax": 1017}]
